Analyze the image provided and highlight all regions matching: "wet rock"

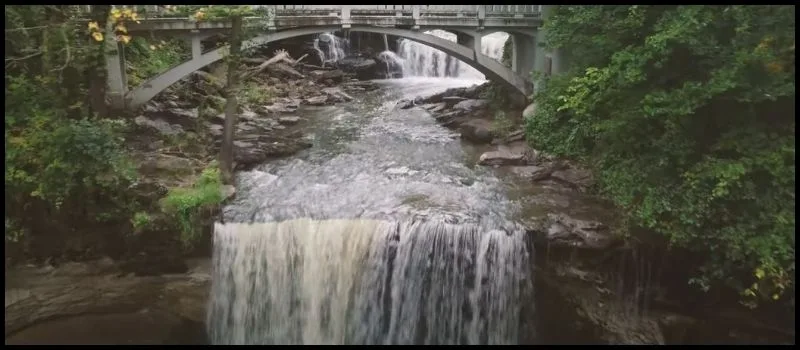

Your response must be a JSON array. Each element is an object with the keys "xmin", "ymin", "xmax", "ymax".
[
  {"xmin": 304, "ymin": 95, "xmax": 328, "ymax": 106},
  {"xmin": 336, "ymin": 57, "xmax": 379, "ymax": 80},
  {"xmin": 510, "ymin": 165, "xmax": 549, "ymax": 179},
  {"xmin": 4, "ymin": 259, "xmax": 211, "ymax": 338},
  {"xmin": 342, "ymin": 80, "xmax": 379, "ymax": 92},
  {"xmin": 543, "ymin": 213, "xmax": 613, "ymax": 250},
  {"xmin": 278, "ymin": 116, "xmax": 301, "ymax": 125},
  {"xmin": 478, "ymin": 149, "xmax": 527, "ymax": 166},
  {"xmin": 453, "ymin": 99, "xmax": 489, "ymax": 112},
  {"xmin": 442, "ymin": 96, "xmax": 467, "ymax": 108},
  {"xmin": 309, "ymin": 69, "xmax": 346, "ymax": 84},
  {"xmin": 422, "ymin": 102, "xmax": 448, "ymax": 113},
  {"xmin": 231, "ymin": 138, "xmax": 313, "ymax": 171},
  {"xmin": 138, "ymin": 154, "xmax": 196, "ymax": 177},
  {"xmin": 134, "ymin": 116, "xmax": 184, "ymax": 136},
  {"xmin": 551, "ymin": 166, "xmax": 595, "ymax": 192},
  {"xmin": 262, "ymin": 102, "xmax": 298, "ymax": 115},
  {"xmin": 322, "ymin": 87, "xmax": 354, "ymax": 103},
  {"xmin": 396, "ymin": 99, "xmax": 414, "ymax": 109},
  {"xmin": 459, "ymin": 119, "xmax": 494, "ymax": 144},
  {"xmin": 477, "ymin": 142, "xmax": 533, "ymax": 166}
]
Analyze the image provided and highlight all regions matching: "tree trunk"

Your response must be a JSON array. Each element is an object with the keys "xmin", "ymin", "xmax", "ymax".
[
  {"xmin": 87, "ymin": 5, "xmax": 111, "ymax": 118},
  {"xmin": 219, "ymin": 15, "xmax": 244, "ymax": 185}
]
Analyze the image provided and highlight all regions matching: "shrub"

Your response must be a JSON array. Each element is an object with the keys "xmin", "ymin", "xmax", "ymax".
[{"xmin": 528, "ymin": 5, "xmax": 795, "ymax": 306}]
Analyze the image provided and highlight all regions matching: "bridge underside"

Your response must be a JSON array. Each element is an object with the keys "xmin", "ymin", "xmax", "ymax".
[{"xmin": 111, "ymin": 26, "xmax": 546, "ymax": 110}]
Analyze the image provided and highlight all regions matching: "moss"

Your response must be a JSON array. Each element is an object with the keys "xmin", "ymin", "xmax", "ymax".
[{"xmin": 160, "ymin": 162, "xmax": 223, "ymax": 248}]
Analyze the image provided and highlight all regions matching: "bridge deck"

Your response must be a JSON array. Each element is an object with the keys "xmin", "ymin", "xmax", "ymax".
[{"xmin": 90, "ymin": 5, "xmax": 543, "ymax": 33}]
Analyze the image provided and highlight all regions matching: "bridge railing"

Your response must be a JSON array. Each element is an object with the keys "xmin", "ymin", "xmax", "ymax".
[
  {"xmin": 266, "ymin": 5, "xmax": 542, "ymax": 18},
  {"xmin": 80, "ymin": 5, "xmax": 541, "ymax": 18}
]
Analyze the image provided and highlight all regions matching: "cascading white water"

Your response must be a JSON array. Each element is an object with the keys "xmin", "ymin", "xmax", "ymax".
[
  {"xmin": 313, "ymin": 33, "xmax": 349, "ymax": 67},
  {"xmin": 389, "ymin": 30, "xmax": 509, "ymax": 79},
  {"xmin": 208, "ymin": 219, "xmax": 533, "ymax": 345}
]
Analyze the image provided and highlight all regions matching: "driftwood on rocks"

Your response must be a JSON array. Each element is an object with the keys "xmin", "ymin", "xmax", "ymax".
[
  {"xmin": 300, "ymin": 63, "xmax": 334, "ymax": 71},
  {"xmin": 241, "ymin": 50, "xmax": 308, "ymax": 81}
]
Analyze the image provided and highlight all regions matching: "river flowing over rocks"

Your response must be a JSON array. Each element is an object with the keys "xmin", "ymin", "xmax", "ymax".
[{"xmin": 6, "ymin": 29, "xmax": 794, "ymax": 346}]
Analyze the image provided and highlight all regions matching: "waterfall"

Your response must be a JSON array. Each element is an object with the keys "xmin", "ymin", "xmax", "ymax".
[
  {"xmin": 388, "ymin": 30, "xmax": 509, "ymax": 79},
  {"xmin": 313, "ymin": 33, "xmax": 349, "ymax": 67},
  {"xmin": 208, "ymin": 218, "xmax": 533, "ymax": 345}
]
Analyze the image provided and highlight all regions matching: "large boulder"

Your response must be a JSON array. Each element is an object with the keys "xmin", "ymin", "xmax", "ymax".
[
  {"xmin": 134, "ymin": 116, "xmax": 184, "ymax": 136},
  {"xmin": 459, "ymin": 119, "xmax": 494, "ymax": 144},
  {"xmin": 336, "ymin": 56, "xmax": 380, "ymax": 80}
]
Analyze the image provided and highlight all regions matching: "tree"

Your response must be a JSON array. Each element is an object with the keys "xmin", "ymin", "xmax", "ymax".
[
  {"xmin": 528, "ymin": 5, "xmax": 795, "ymax": 307},
  {"xmin": 220, "ymin": 14, "xmax": 243, "ymax": 184}
]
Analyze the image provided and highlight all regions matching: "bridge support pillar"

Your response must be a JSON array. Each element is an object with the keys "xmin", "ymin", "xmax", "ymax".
[
  {"xmin": 412, "ymin": 6, "xmax": 420, "ymax": 30},
  {"xmin": 456, "ymin": 33, "xmax": 480, "ymax": 59},
  {"xmin": 341, "ymin": 6, "xmax": 352, "ymax": 29},
  {"xmin": 190, "ymin": 30, "xmax": 202, "ymax": 60},
  {"xmin": 106, "ymin": 40, "xmax": 128, "ymax": 109},
  {"xmin": 510, "ymin": 33, "xmax": 539, "ymax": 81}
]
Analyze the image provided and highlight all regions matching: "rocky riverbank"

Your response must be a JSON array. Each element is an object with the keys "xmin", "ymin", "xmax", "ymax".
[
  {"xmin": 5, "ymin": 258, "xmax": 211, "ymax": 344},
  {"xmin": 405, "ymin": 82, "xmax": 795, "ymax": 345}
]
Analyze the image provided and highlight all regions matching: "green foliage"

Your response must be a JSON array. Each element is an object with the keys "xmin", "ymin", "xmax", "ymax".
[
  {"xmin": 491, "ymin": 111, "xmax": 515, "ymax": 138},
  {"xmin": 131, "ymin": 211, "xmax": 153, "ymax": 232},
  {"xmin": 528, "ymin": 5, "xmax": 795, "ymax": 306},
  {"xmin": 238, "ymin": 81, "xmax": 277, "ymax": 106},
  {"xmin": 125, "ymin": 37, "xmax": 189, "ymax": 89},
  {"xmin": 501, "ymin": 35, "xmax": 512, "ymax": 67},
  {"xmin": 6, "ymin": 74, "xmax": 136, "ymax": 228},
  {"xmin": 160, "ymin": 162, "xmax": 223, "ymax": 248}
]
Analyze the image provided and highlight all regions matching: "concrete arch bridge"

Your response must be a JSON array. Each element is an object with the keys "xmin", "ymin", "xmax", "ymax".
[{"xmin": 102, "ymin": 5, "xmax": 566, "ymax": 110}]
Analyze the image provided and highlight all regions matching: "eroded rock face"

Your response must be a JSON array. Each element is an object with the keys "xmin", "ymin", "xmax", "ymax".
[
  {"xmin": 4, "ymin": 259, "xmax": 211, "ymax": 339},
  {"xmin": 543, "ymin": 213, "xmax": 613, "ymax": 250}
]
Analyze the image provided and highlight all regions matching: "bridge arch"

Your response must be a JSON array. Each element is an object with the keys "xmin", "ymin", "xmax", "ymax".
[{"xmin": 126, "ymin": 25, "xmax": 533, "ymax": 109}]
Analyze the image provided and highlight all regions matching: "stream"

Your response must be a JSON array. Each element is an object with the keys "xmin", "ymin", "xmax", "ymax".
[{"xmin": 211, "ymin": 77, "xmax": 542, "ymax": 345}]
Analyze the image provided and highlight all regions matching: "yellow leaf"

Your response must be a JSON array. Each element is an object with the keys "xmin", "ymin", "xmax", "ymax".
[
  {"xmin": 118, "ymin": 35, "xmax": 131, "ymax": 44},
  {"xmin": 772, "ymin": 294, "xmax": 780, "ymax": 300},
  {"xmin": 87, "ymin": 21, "xmax": 100, "ymax": 31},
  {"xmin": 111, "ymin": 9, "xmax": 122, "ymax": 20},
  {"xmin": 751, "ymin": 282, "xmax": 759, "ymax": 290},
  {"xmin": 91, "ymin": 32, "xmax": 104, "ymax": 42},
  {"xmin": 149, "ymin": 45, "xmax": 156, "ymax": 50},
  {"xmin": 754, "ymin": 268, "xmax": 765, "ymax": 280},
  {"xmin": 122, "ymin": 9, "xmax": 133, "ymax": 18},
  {"xmin": 115, "ymin": 24, "xmax": 127, "ymax": 34},
  {"xmin": 130, "ymin": 12, "xmax": 139, "ymax": 21}
]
